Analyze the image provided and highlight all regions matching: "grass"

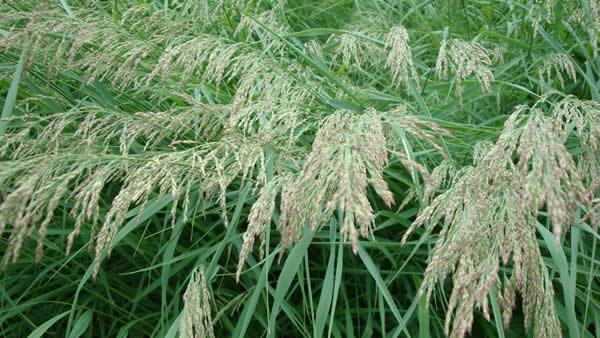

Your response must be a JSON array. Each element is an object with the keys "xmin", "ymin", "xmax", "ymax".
[{"xmin": 0, "ymin": 0, "xmax": 599, "ymax": 337}]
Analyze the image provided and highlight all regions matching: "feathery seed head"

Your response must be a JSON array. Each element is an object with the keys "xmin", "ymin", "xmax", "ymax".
[
  {"xmin": 237, "ymin": 176, "xmax": 285, "ymax": 281},
  {"xmin": 180, "ymin": 266, "xmax": 215, "ymax": 338},
  {"xmin": 328, "ymin": 33, "xmax": 383, "ymax": 71},
  {"xmin": 435, "ymin": 38, "xmax": 495, "ymax": 102},
  {"xmin": 538, "ymin": 53, "xmax": 577, "ymax": 89},
  {"xmin": 385, "ymin": 26, "xmax": 420, "ymax": 89},
  {"xmin": 274, "ymin": 108, "xmax": 448, "ymax": 257},
  {"xmin": 402, "ymin": 96, "xmax": 595, "ymax": 338},
  {"xmin": 235, "ymin": 10, "xmax": 289, "ymax": 54}
]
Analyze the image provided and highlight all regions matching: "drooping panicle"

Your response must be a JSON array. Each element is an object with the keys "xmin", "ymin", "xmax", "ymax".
[
  {"xmin": 179, "ymin": 266, "xmax": 215, "ymax": 338},
  {"xmin": 435, "ymin": 38, "xmax": 495, "ymax": 102},
  {"xmin": 384, "ymin": 25, "xmax": 420, "ymax": 89},
  {"xmin": 401, "ymin": 96, "xmax": 596, "ymax": 338}
]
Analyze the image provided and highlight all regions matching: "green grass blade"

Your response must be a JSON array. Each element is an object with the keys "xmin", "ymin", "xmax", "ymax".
[
  {"xmin": 537, "ymin": 223, "xmax": 580, "ymax": 338},
  {"xmin": 489, "ymin": 285, "xmax": 505, "ymax": 338},
  {"xmin": 314, "ymin": 223, "xmax": 336, "ymax": 337},
  {"xmin": 357, "ymin": 246, "xmax": 408, "ymax": 336},
  {"xmin": 267, "ymin": 225, "xmax": 315, "ymax": 337},
  {"xmin": 67, "ymin": 309, "xmax": 93, "ymax": 338},
  {"xmin": 27, "ymin": 311, "xmax": 69, "ymax": 338},
  {"xmin": 0, "ymin": 48, "xmax": 25, "ymax": 136}
]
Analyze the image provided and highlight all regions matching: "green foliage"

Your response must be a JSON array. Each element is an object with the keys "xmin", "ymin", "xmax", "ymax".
[{"xmin": 0, "ymin": 0, "xmax": 599, "ymax": 337}]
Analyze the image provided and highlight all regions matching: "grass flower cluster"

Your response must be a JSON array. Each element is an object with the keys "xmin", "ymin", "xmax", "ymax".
[{"xmin": 0, "ymin": 1, "xmax": 599, "ymax": 337}]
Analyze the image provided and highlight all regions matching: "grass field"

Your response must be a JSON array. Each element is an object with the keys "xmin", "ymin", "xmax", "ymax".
[{"xmin": 1, "ymin": 1, "xmax": 599, "ymax": 337}]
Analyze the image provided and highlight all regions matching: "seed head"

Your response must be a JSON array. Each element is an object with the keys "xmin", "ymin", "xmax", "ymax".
[
  {"xmin": 179, "ymin": 266, "xmax": 215, "ymax": 338},
  {"xmin": 385, "ymin": 26, "xmax": 420, "ymax": 89},
  {"xmin": 538, "ymin": 53, "xmax": 577, "ymax": 89},
  {"xmin": 435, "ymin": 38, "xmax": 495, "ymax": 103},
  {"xmin": 402, "ymin": 96, "xmax": 596, "ymax": 338}
]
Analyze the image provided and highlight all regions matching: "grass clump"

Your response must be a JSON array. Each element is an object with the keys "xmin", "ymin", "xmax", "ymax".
[{"xmin": 0, "ymin": 0, "xmax": 599, "ymax": 337}]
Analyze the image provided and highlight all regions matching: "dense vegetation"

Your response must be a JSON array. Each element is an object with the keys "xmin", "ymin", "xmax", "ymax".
[{"xmin": 1, "ymin": 1, "xmax": 599, "ymax": 337}]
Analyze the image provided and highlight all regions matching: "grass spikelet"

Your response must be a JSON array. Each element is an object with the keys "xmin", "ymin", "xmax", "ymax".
[
  {"xmin": 235, "ymin": 10, "xmax": 289, "ymax": 54},
  {"xmin": 552, "ymin": 95, "xmax": 600, "ymax": 184},
  {"xmin": 529, "ymin": 0, "xmax": 556, "ymax": 34},
  {"xmin": 237, "ymin": 176, "xmax": 284, "ymax": 281},
  {"xmin": 435, "ymin": 38, "xmax": 495, "ymax": 101},
  {"xmin": 148, "ymin": 35, "xmax": 248, "ymax": 88},
  {"xmin": 328, "ymin": 33, "xmax": 382, "ymax": 71},
  {"xmin": 305, "ymin": 40, "xmax": 324, "ymax": 60},
  {"xmin": 422, "ymin": 159, "xmax": 456, "ymax": 203},
  {"xmin": 385, "ymin": 25, "xmax": 420, "ymax": 89},
  {"xmin": 538, "ymin": 53, "xmax": 577, "ymax": 89},
  {"xmin": 179, "ymin": 266, "xmax": 215, "ymax": 338},
  {"xmin": 0, "ymin": 159, "xmax": 89, "ymax": 266},
  {"xmin": 329, "ymin": 34, "xmax": 363, "ymax": 69},
  {"xmin": 229, "ymin": 63, "xmax": 314, "ymax": 141}
]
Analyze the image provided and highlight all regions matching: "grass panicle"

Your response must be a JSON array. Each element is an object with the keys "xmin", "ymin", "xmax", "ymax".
[{"xmin": 1, "ymin": 1, "xmax": 599, "ymax": 337}]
